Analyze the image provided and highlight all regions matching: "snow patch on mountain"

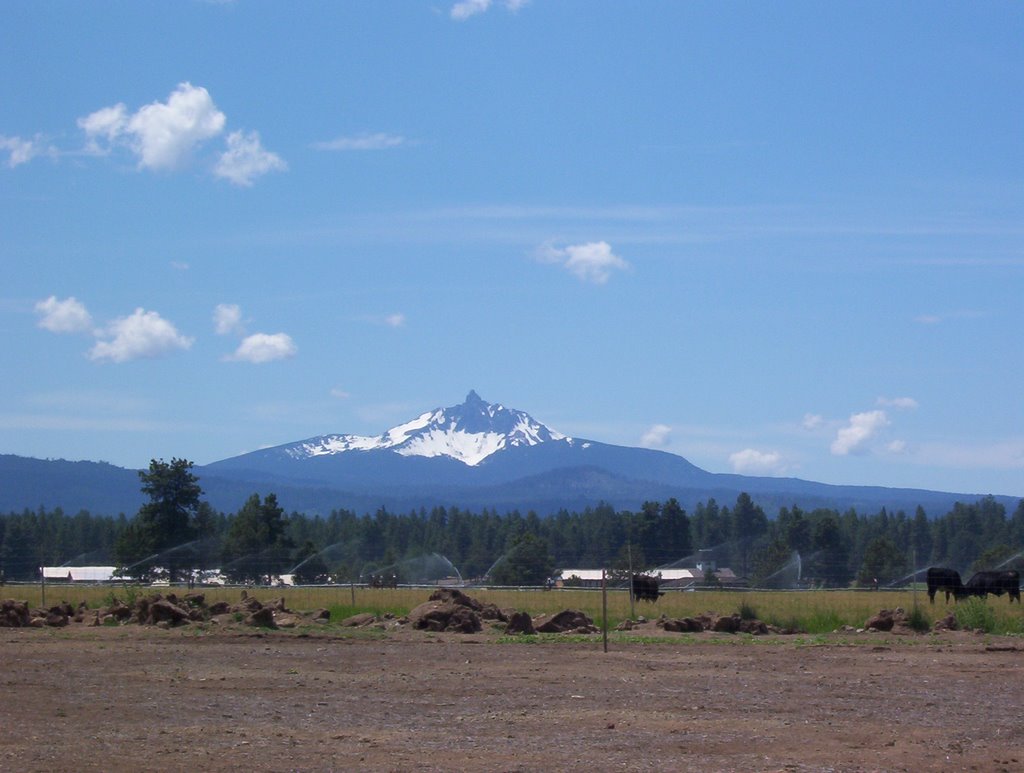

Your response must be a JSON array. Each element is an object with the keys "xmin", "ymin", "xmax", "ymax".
[{"xmin": 283, "ymin": 391, "xmax": 571, "ymax": 467}]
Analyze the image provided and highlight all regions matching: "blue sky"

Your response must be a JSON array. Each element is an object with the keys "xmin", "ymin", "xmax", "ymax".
[{"xmin": 2, "ymin": 2, "xmax": 1022, "ymax": 498}]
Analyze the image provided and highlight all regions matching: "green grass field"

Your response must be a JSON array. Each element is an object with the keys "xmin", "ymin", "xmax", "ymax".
[{"xmin": 11, "ymin": 583, "xmax": 1024, "ymax": 635}]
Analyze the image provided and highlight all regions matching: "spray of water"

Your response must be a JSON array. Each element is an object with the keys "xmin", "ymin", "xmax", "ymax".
[
  {"xmin": 362, "ymin": 553, "xmax": 463, "ymax": 586},
  {"xmin": 994, "ymin": 550, "xmax": 1024, "ymax": 570},
  {"xmin": 758, "ymin": 551, "xmax": 804, "ymax": 588},
  {"xmin": 288, "ymin": 541, "xmax": 350, "ymax": 576},
  {"xmin": 887, "ymin": 566, "xmax": 930, "ymax": 588},
  {"xmin": 60, "ymin": 549, "xmax": 113, "ymax": 567}
]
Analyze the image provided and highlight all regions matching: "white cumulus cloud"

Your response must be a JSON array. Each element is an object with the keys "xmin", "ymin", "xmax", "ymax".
[
  {"xmin": 384, "ymin": 313, "xmax": 406, "ymax": 328},
  {"xmin": 78, "ymin": 83, "xmax": 284, "ymax": 184},
  {"xmin": 214, "ymin": 130, "xmax": 287, "ymax": 186},
  {"xmin": 729, "ymin": 448, "xmax": 788, "ymax": 476},
  {"xmin": 226, "ymin": 333, "xmax": 297, "ymax": 364},
  {"xmin": 213, "ymin": 303, "xmax": 245, "ymax": 336},
  {"xmin": 89, "ymin": 308, "xmax": 193, "ymax": 363},
  {"xmin": 830, "ymin": 410, "xmax": 890, "ymax": 456},
  {"xmin": 640, "ymin": 424, "xmax": 672, "ymax": 449},
  {"xmin": 312, "ymin": 133, "xmax": 407, "ymax": 151},
  {"xmin": 538, "ymin": 240, "xmax": 630, "ymax": 284},
  {"xmin": 80, "ymin": 82, "xmax": 226, "ymax": 171},
  {"xmin": 35, "ymin": 296, "xmax": 94, "ymax": 334}
]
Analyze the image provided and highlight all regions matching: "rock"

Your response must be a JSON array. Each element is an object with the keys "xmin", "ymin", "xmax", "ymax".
[
  {"xmin": 0, "ymin": 600, "xmax": 31, "ymax": 627},
  {"xmin": 311, "ymin": 608, "xmax": 330, "ymax": 622},
  {"xmin": 479, "ymin": 603, "xmax": 508, "ymax": 622},
  {"xmin": 934, "ymin": 613, "xmax": 958, "ymax": 632},
  {"xmin": 711, "ymin": 614, "xmax": 741, "ymax": 634},
  {"xmin": 661, "ymin": 617, "xmax": 704, "ymax": 633},
  {"xmin": 428, "ymin": 588, "xmax": 482, "ymax": 610},
  {"xmin": 207, "ymin": 601, "xmax": 231, "ymax": 615},
  {"xmin": 408, "ymin": 601, "xmax": 482, "ymax": 633},
  {"xmin": 341, "ymin": 613, "xmax": 377, "ymax": 627},
  {"xmin": 44, "ymin": 612, "xmax": 68, "ymax": 627},
  {"xmin": 505, "ymin": 611, "xmax": 536, "ymax": 635},
  {"xmin": 266, "ymin": 597, "xmax": 290, "ymax": 613},
  {"xmin": 534, "ymin": 609, "xmax": 596, "ymax": 634},
  {"xmin": 865, "ymin": 609, "xmax": 896, "ymax": 631},
  {"xmin": 446, "ymin": 606, "xmax": 483, "ymax": 633},
  {"xmin": 147, "ymin": 598, "xmax": 190, "ymax": 626},
  {"xmin": 739, "ymin": 620, "xmax": 769, "ymax": 635},
  {"xmin": 245, "ymin": 606, "xmax": 277, "ymax": 629},
  {"xmin": 235, "ymin": 596, "xmax": 264, "ymax": 614}
]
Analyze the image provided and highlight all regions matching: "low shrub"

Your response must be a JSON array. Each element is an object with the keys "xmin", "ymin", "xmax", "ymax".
[
  {"xmin": 906, "ymin": 605, "xmax": 931, "ymax": 633},
  {"xmin": 737, "ymin": 601, "xmax": 759, "ymax": 621},
  {"xmin": 802, "ymin": 609, "xmax": 846, "ymax": 634}
]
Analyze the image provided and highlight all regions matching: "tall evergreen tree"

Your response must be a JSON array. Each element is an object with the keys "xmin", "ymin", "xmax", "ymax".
[{"xmin": 115, "ymin": 458, "xmax": 204, "ymax": 581}]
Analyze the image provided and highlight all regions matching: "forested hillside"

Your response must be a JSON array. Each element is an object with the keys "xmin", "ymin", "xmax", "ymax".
[{"xmin": 3, "ymin": 490, "xmax": 1021, "ymax": 589}]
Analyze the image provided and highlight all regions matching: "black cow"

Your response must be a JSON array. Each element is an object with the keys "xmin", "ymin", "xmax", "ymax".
[
  {"xmin": 631, "ymin": 574, "xmax": 663, "ymax": 602},
  {"xmin": 963, "ymin": 570, "xmax": 1021, "ymax": 603},
  {"xmin": 926, "ymin": 567, "xmax": 964, "ymax": 603}
]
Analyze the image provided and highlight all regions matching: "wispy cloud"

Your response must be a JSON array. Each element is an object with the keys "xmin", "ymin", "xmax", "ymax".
[
  {"xmin": 640, "ymin": 424, "xmax": 672, "ymax": 449},
  {"xmin": 360, "ymin": 312, "xmax": 407, "ymax": 328},
  {"xmin": 536, "ymin": 240, "xmax": 630, "ymax": 284},
  {"xmin": 311, "ymin": 133, "xmax": 407, "ymax": 151},
  {"xmin": 35, "ymin": 296, "xmax": 94, "ymax": 334},
  {"xmin": 214, "ymin": 130, "xmax": 287, "ymax": 186},
  {"xmin": 213, "ymin": 303, "xmax": 246, "ymax": 336},
  {"xmin": 801, "ymin": 413, "xmax": 825, "ymax": 431},
  {"xmin": 914, "ymin": 309, "xmax": 987, "ymax": 325},
  {"xmin": 0, "ymin": 134, "xmax": 57, "ymax": 168},
  {"xmin": 877, "ymin": 396, "xmax": 918, "ymax": 410},
  {"xmin": 450, "ymin": 0, "xmax": 528, "ymax": 20}
]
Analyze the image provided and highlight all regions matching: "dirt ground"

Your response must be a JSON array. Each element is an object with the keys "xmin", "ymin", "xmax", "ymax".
[{"xmin": 1, "ymin": 624, "xmax": 1023, "ymax": 773}]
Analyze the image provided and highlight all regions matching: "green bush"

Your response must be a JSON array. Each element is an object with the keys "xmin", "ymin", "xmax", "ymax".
[
  {"xmin": 738, "ymin": 601, "xmax": 759, "ymax": 621},
  {"xmin": 954, "ymin": 597, "xmax": 996, "ymax": 633}
]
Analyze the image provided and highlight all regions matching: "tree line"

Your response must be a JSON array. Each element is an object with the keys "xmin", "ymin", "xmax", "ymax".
[{"xmin": 1, "ymin": 458, "xmax": 1022, "ymax": 587}]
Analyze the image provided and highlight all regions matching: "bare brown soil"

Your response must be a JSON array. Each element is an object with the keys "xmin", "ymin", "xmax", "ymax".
[{"xmin": 2, "ymin": 624, "xmax": 1023, "ymax": 772}]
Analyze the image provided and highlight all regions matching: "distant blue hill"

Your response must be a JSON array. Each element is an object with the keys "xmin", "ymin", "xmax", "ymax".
[{"xmin": 1, "ymin": 393, "xmax": 1019, "ymax": 517}]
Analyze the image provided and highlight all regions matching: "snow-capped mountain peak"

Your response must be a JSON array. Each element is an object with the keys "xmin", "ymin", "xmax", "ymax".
[{"xmin": 285, "ymin": 391, "xmax": 569, "ymax": 466}]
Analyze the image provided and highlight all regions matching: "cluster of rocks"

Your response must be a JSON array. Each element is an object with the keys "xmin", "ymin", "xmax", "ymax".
[
  {"xmin": 0, "ymin": 592, "xmax": 330, "ymax": 630},
  {"xmin": 862, "ymin": 607, "xmax": 962, "ymax": 634},
  {"xmin": 339, "ymin": 588, "xmax": 598, "ymax": 635},
  {"xmin": 863, "ymin": 607, "xmax": 916, "ymax": 633},
  {"xmin": 614, "ymin": 611, "xmax": 797, "ymax": 636}
]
